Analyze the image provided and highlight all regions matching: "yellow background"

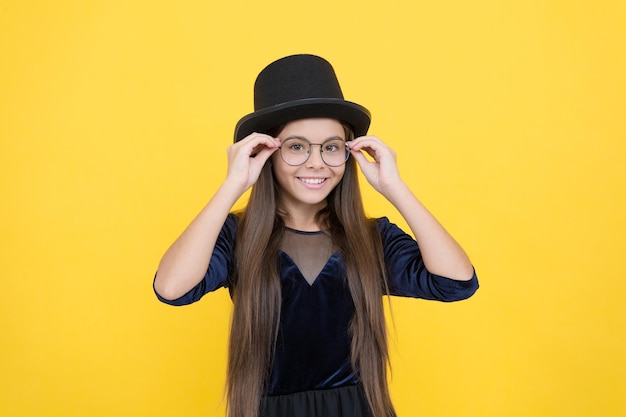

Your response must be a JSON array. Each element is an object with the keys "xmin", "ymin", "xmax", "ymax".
[{"xmin": 1, "ymin": 1, "xmax": 625, "ymax": 416}]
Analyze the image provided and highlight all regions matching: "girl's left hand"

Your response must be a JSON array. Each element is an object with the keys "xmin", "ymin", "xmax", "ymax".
[{"xmin": 348, "ymin": 136, "xmax": 403, "ymax": 195}]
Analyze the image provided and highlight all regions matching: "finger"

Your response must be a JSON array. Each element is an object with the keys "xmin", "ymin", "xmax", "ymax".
[
  {"xmin": 251, "ymin": 145, "xmax": 279, "ymax": 162},
  {"xmin": 236, "ymin": 133, "xmax": 280, "ymax": 157},
  {"xmin": 348, "ymin": 135, "xmax": 383, "ymax": 149},
  {"xmin": 350, "ymin": 144, "xmax": 379, "ymax": 162},
  {"xmin": 349, "ymin": 148, "xmax": 369, "ymax": 165},
  {"xmin": 348, "ymin": 137, "xmax": 385, "ymax": 157},
  {"xmin": 353, "ymin": 136, "xmax": 397, "ymax": 163},
  {"xmin": 239, "ymin": 132, "xmax": 281, "ymax": 148}
]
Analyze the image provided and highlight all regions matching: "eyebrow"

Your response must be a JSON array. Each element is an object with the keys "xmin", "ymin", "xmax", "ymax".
[{"xmin": 283, "ymin": 135, "xmax": 345, "ymax": 142}]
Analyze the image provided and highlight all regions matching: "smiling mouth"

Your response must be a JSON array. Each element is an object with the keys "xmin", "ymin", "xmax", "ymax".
[{"xmin": 298, "ymin": 177, "xmax": 327, "ymax": 185}]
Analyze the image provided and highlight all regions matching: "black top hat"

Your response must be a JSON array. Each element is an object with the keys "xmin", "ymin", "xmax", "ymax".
[{"xmin": 234, "ymin": 54, "xmax": 371, "ymax": 142}]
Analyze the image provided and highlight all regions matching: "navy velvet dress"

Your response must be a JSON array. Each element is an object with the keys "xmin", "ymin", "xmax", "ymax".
[{"xmin": 155, "ymin": 214, "xmax": 479, "ymax": 416}]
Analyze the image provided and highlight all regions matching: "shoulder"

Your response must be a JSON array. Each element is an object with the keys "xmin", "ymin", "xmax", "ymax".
[
  {"xmin": 222, "ymin": 212, "xmax": 240, "ymax": 237},
  {"xmin": 373, "ymin": 216, "xmax": 392, "ymax": 228},
  {"xmin": 226, "ymin": 212, "xmax": 239, "ymax": 227},
  {"xmin": 373, "ymin": 216, "xmax": 407, "ymax": 240}
]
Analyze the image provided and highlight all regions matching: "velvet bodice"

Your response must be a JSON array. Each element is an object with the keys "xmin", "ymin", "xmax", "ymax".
[
  {"xmin": 271, "ymin": 249, "xmax": 356, "ymax": 394},
  {"xmin": 154, "ymin": 214, "xmax": 479, "ymax": 396}
]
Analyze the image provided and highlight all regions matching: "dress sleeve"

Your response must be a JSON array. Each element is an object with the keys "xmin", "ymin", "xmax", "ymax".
[
  {"xmin": 377, "ymin": 217, "xmax": 479, "ymax": 302},
  {"xmin": 153, "ymin": 213, "xmax": 237, "ymax": 306}
]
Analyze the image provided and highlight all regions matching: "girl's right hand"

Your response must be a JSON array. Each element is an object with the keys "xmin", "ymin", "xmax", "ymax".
[{"xmin": 224, "ymin": 132, "xmax": 280, "ymax": 192}]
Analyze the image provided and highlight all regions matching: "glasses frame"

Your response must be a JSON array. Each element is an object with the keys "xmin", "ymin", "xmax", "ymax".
[{"xmin": 278, "ymin": 137, "xmax": 351, "ymax": 167}]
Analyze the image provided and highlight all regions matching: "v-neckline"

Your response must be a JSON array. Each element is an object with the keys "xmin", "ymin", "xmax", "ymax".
[{"xmin": 279, "ymin": 250, "xmax": 339, "ymax": 286}]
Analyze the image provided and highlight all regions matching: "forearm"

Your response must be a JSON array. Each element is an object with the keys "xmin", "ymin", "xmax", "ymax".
[
  {"xmin": 383, "ymin": 181, "xmax": 474, "ymax": 281},
  {"xmin": 154, "ymin": 181, "xmax": 244, "ymax": 299}
]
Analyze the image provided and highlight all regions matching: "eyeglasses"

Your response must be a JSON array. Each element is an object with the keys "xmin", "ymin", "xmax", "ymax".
[{"xmin": 278, "ymin": 137, "xmax": 350, "ymax": 167}]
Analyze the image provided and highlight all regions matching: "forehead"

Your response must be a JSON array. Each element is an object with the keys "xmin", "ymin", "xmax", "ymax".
[{"xmin": 277, "ymin": 118, "xmax": 345, "ymax": 139}]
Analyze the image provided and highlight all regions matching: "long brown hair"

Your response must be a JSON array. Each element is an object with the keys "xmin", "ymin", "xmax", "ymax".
[{"xmin": 227, "ymin": 124, "xmax": 395, "ymax": 417}]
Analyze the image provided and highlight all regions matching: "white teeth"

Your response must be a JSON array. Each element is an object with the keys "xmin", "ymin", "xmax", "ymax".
[{"xmin": 300, "ymin": 178, "xmax": 325, "ymax": 185}]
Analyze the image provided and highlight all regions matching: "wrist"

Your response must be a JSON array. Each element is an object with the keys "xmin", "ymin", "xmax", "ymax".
[
  {"xmin": 380, "ymin": 178, "xmax": 410, "ymax": 202},
  {"xmin": 216, "ymin": 179, "xmax": 248, "ymax": 204}
]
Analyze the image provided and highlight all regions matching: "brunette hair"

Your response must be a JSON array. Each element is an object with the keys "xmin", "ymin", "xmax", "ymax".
[{"xmin": 227, "ymin": 123, "xmax": 395, "ymax": 417}]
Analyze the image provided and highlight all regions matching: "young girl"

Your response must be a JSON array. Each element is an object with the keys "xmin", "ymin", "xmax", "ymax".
[{"xmin": 154, "ymin": 54, "xmax": 478, "ymax": 417}]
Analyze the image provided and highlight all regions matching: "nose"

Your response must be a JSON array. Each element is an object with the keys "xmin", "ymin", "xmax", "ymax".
[{"xmin": 305, "ymin": 144, "xmax": 325, "ymax": 168}]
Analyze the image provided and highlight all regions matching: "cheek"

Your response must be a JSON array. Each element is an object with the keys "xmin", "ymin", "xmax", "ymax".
[
  {"xmin": 270, "ymin": 156, "xmax": 291, "ymax": 184},
  {"xmin": 269, "ymin": 152, "xmax": 282, "ymax": 174},
  {"xmin": 270, "ymin": 150, "xmax": 281, "ymax": 164},
  {"xmin": 332, "ymin": 166, "xmax": 346, "ymax": 179}
]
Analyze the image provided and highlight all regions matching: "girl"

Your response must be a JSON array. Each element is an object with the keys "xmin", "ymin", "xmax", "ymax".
[{"xmin": 154, "ymin": 54, "xmax": 478, "ymax": 417}]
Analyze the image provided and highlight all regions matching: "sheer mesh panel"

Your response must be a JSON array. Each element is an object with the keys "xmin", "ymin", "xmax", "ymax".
[{"xmin": 280, "ymin": 228, "xmax": 336, "ymax": 285}]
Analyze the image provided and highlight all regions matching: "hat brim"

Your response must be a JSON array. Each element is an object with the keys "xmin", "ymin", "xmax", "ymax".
[{"xmin": 234, "ymin": 98, "xmax": 371, "ymax": 142}]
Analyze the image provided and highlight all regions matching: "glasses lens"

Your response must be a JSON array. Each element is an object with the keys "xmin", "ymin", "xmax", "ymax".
[
  {"xmin": 279, "ymin": 138, "xmax": 349, "ymax": 167},
  {"xmin": 280, "ymin": 138, "xmax": 310, "ymax": 166},
  {"xmin": 321, "ymin": 139, "xmax": 349, "ymax": 167}
]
